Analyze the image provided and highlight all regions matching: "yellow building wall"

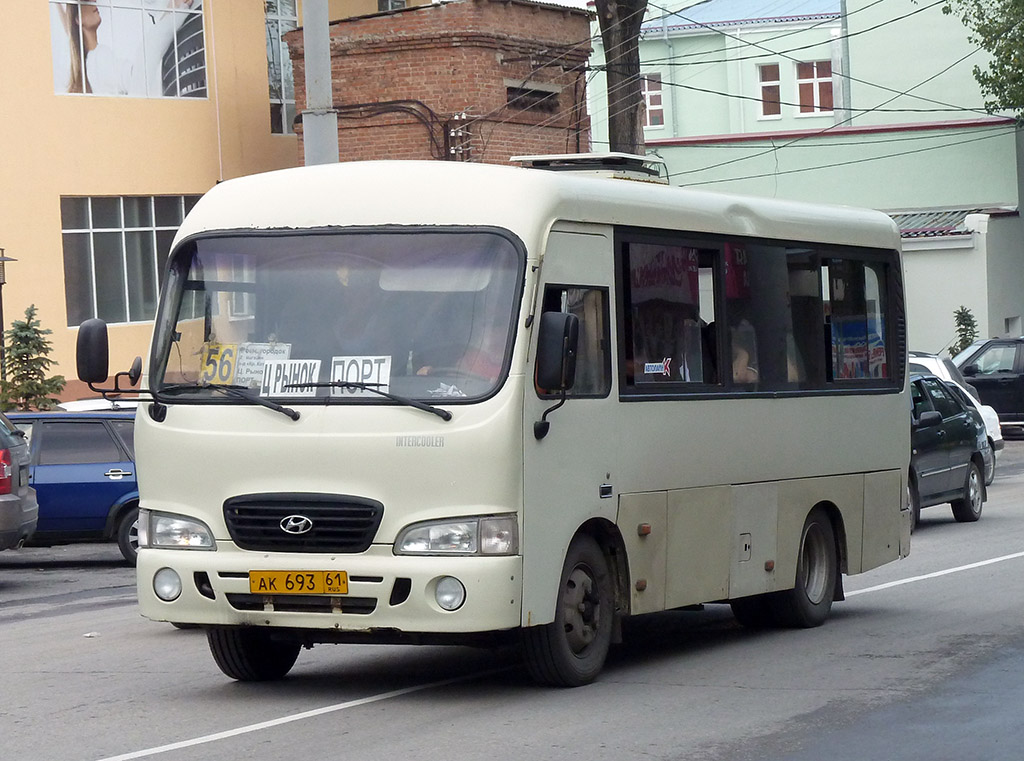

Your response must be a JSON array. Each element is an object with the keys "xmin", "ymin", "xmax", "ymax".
[{"xmin": 0, "ymin": 2, "xmax": 301, "ymax": 399}]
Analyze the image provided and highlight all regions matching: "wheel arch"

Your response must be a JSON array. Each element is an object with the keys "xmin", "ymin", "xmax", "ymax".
[
  {"xmin": 103, "ymin": 493, "xmax": 140, "ymax": 539},
  {"xmin": 806, "ymin": 500, "xmax": 847, "ymax": 602},
  {"xmin": 574, "ymin": 517, "xmax": 631, "ymax": 623}
]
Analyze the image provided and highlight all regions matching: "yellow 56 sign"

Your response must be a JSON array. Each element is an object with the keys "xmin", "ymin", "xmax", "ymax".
[{"xmin": 200, "ymin": 343, "xmax": 238, "ymax": 384}]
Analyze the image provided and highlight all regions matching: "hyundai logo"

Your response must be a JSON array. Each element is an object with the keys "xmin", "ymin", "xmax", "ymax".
[{"xmin": 280, "ymin": 515, "xmax": 314, "ymax": 535}]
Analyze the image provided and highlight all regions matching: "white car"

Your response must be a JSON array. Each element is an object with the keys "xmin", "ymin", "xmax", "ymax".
[
  {"xmin": 909, "ymin": 351, "xmax": 977, "ymax": 397},
  {"xmin": 946, "ymin": 378, "xmax": 1004, "ymax": 485},
  {"xmin": 57, "ymin": 398, "xmax": 140, "ymax": 412}
]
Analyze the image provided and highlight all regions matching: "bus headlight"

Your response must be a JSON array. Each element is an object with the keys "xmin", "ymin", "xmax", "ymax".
[
  {"xmin": 153, "ymin": 567, "xmax": 182, "ymax": 601},
  {"xmin": 395, "ymin": 515, "xmax": 518, "ymax": 556},
  {"xmin": 139, "ymin": 509, "xmax": 216, "ymax": 550}
]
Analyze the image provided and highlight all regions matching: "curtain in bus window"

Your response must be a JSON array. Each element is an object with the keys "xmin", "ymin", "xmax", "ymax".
[
  {"xmin": 724, "ymin": 243, "xmax": 802, "ymax": 391},
  {"xmin": 627, "ymin": 244, "xmax": 704, "ymax": 383}
]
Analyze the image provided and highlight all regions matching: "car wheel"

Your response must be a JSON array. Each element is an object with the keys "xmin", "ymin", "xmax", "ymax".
[
  {"xmin": 767, "ymin": 506, "xmax": 837, "ymax": 628},
  {"xmin": 521, "ymin": 534, "xmax": 614, "ymax": 687},
  {"xmin": 951, "ymin": 461, "xmax": 984, "ymax": 523},
  {"xmin": 116, "ymin": 506, "xmax": 140, "ymax": 566},
  {"xmin": 207, "ymin": 627, "xmax": 301, "ymax": 681},
  {"xmin": 985, "ymin": 439, "xmax": 996, "ymax": 486}
]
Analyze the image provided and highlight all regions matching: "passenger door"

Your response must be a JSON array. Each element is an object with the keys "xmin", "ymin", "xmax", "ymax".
[
  {"xmin": 28, "ymin": 420, "xmax": 135, "ymax": 534},
  {"xmin": 959, "ymin": 342, "xmax": 1024, "ymax": 420}
]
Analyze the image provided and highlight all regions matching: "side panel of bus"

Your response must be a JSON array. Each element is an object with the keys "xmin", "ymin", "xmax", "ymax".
[{"xmin": 521, "ymin": 220, "xmax": 908, "ymax": 628}]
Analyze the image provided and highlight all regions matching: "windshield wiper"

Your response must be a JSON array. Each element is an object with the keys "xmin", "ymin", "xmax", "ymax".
[
  {"xmin": 157, "ymin": 382, "xmax": 300, "ymax": 421},
  {"xmin": 284, "ymin": 381, "xmax": 453, "ymax": 422}
]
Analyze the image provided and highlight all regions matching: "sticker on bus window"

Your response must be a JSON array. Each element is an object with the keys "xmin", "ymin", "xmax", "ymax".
[
  {"xmin": 643, "ymin": 358, "xmax": 673, "ymax": 377},
  {"xmin": 235, "ymin": 343, "xmax": 292, "ymax": 388},
  {"xmin": 260, "ymin": 359, "xmax": 322, "ymax": 396},
  {"xmin": 330, "ymin": 356, "xmax": 392, "ymax": 395},
  {"xmin": 201, "ymin": 342, "xmax": 293, "ymax": 388}
]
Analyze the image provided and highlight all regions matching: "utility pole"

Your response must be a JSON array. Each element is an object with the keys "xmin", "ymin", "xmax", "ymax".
[
  {"xmin": 596, "ymin": 0, "xmax": 648, "ymax": 155},
  {"xmin": 301, "ymin": 0, "xmax": 339, "ymax": 165}
]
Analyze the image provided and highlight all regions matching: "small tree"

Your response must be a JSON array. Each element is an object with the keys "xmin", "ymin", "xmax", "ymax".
[
  {"xmin": 950, "ymin": 305, "xmax": 979, "ymax": 356},
  {"xmin": 1, "ymin": 305, "xmax": 66, "ymax": 411}
]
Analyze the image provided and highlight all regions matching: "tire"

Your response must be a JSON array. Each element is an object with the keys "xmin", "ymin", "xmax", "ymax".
[
  {"xmin": 116, "ymin": 506, "xmax": 140, "ymax": 566},
  {"xmin": 521, "ymin": 534, "xmax": 614, "ymax": 687},
  {"xmin": 730, "ymin": 594, "xmax": 774, "ymax": 629},
  {"xmin": 985, "ymin": 440, "xmax": 996, "ymax": 486},
  {"xmin": 207, "ymin": 627, "xmax": 301, "ymax": 681},
  {"xmin": 951, "ymin": 460, "xmax": 984, "ymax": 523},
  {"xmin": 908, "ymin": 480, "xmax": 921, "ymax": 534},
  {"xmin": 768, "ymin": 507, "xmax": 837, "ymax": 628}
]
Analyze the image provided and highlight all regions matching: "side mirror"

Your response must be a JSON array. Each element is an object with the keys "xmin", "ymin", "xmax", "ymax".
[
  {"xmin": 916, "ymin": 410, "xmax": 942, "ymax": 429},
  {"xmin": 535, "ymin": 311, "xmax": 579, "ymax": 392},
  {"xmin": 76, "ymin": 318, "xmax": 110, "ymax": 384},
  {"xmin": 961, "ymin": 364, "xmax": 979, "ymax": 377}
]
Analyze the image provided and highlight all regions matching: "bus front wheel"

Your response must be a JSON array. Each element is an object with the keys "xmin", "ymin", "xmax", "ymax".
[
  {"xmin": 207, "ymin": 627, "xmax": 301, "ymax": 681},
  {"xmin": 522, "ymin": 534, "xmax": 614, "ymax": 687},
  {"xmin": 769, "ymin": 507, "xmax": 837, "ymax": 628}
]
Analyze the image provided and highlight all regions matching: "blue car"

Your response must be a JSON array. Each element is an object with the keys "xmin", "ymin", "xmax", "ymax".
[{"xmin": 7, "ymin": 410, "xmax": 139, "ymax": 564}]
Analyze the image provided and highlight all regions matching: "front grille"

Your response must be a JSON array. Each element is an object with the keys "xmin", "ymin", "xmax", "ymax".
[{"xmin": 223, "ymin": 493, "xmax": 384, "ymax": 553}]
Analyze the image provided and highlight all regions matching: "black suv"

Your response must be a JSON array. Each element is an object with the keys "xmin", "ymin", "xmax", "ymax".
[
  {"xmin": 909, "ymin": 373, "xmax": 990, "ymax": 528},
  {"xmin": 954, "ymin": 338, "xmax": 1024, "ymax": 436}
]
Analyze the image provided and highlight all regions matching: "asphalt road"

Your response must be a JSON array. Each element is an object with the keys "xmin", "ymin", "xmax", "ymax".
[{"xmin": 3, "ymin": 444, "xmax": 1024, "ymax": 761}]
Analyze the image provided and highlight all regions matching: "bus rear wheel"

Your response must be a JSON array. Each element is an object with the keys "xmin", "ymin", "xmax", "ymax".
[
  {"xmin": 768, "ymin": 507, "xmax": 837, "ymax": 628},
  {"xmin": 207, "ymin": 627, "xmax": 301, "ymax": 681},
  {"xmin": 521, "ymin": 534, "xmax": 614, "ymax": 687}
]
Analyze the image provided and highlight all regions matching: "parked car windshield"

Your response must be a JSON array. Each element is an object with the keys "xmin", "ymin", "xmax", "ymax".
[{"xmin": 151, "ymin": 230, "xmax": 524, "ymax": 404}]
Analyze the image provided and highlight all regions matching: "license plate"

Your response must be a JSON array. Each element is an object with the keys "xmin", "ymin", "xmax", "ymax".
[{"xmin": 249, "ymin": 570, "xmax": 348, "ymax": 595}]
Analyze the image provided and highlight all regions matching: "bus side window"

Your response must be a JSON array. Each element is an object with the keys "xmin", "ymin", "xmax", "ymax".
[{"xmin": 538, "ymin": 286, "xmax": 611, "ymax": 398}]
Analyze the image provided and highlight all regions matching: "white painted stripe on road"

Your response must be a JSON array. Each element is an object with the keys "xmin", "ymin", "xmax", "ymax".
[
  {"xmin": 95, "ymin": 668, "xmax": 508, "ymax": 761},
  {"xmin": 97, "ymin": 551, "xmax": 1024, "ymax": 760},
  {"xmin": 847, "ymin": 550, "xmax": 1024, "ymax": 597}
]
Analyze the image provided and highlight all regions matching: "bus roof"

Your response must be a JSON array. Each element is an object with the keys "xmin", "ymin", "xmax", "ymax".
[{"xmin": 176, "ymin": 160, "xmax": 901, "ymax": 253}]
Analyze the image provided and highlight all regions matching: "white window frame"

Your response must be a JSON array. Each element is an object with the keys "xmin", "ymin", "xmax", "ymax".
[
  {"xmin": 757, "ymin": 63, "xmax": 782, "ymax": 120},
  {"xmin": 795, "ymin": 60, "xmax": 834, "ymax": 116},
  {"xmin": 642, "ymin": 73, "xmax": 665, "ymax": 128},
  {"xmin": 60, "ymin": 195, "xmax": 199, "ymax": 326},
  {"xmin": 265, "ymin": 1, "xmax": 298, "ymax": 134}
]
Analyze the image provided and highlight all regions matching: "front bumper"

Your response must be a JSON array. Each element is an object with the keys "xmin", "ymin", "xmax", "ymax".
[{"xmin": 137, "ymin": 542, "xmax": 523, "ymax": 638}]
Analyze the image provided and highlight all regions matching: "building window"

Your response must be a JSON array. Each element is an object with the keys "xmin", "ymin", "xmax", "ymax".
[
  {"xmin": 378, "ymin": 0, "xmax": 407, "ymax": 10},
  {"xmin": 642, "ymin": 74, "xmax": 664, "ymax": 127},
  {"xmin": 758, "ymin": 64, "xmax": 781, "ymax": 117},
  {"xmin": 796, "ymin": 60, "xmax": 833, "ymax": 114},
  {"xmin": 265, "ymin": 0, "xmax": 298, "ymax": 134},
  {"xmin": 60, "ymin": 195, "xmax": 201, "ymax": 327},
  {"xmin": 49, "ymin": 0, "xmax": 206, "ymax": 98}
]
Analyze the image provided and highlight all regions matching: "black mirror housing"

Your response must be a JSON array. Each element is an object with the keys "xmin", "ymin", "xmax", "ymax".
[
  {"xmin": 916, "ymin": 409, "xmax": 943, "ymax": 429},
  {"xmin": 536, "ymin": 311, "xmax": 579, "ymax": 392},
  {"xmin": 76, "ymin": 318, "xmax": 110, "ymax": 384}
]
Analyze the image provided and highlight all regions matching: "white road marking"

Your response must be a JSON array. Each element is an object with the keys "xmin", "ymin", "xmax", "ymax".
[
  {"xmin": 98, "ymin": 552, "xmax": 1024, "ymax": 760},
  {"xmin": 96, "ymin": 669, "xmax": 507, "ymax": 761},
  {"xmin": 847, "ymin": 550, "xmax": 1024, "ymax": 596}
]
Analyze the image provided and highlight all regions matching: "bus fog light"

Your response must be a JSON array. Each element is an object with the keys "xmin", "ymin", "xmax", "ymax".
[
  {"xmin": 154, "ymin": 568, "xmax": 182, "ymax": 601},
  {"xmin": 435, "ymin": 576, "xmax": 466, "ymax": 611}
]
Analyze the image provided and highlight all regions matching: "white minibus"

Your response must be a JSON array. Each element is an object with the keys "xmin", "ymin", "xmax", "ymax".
[{"xmin": 78, "ymin": 157, "xmax": 911, "ymax": 686}]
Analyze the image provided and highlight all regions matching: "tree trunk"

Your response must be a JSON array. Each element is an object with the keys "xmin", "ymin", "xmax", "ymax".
[{"xmin": 595, "ymin": 0, "xmax": 648, "ymax": 155}]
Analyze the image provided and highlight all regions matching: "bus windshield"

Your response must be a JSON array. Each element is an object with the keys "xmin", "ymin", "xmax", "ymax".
[{"xmin": 151, "ymin": 229, "xmax": 524, "ymax": 403}]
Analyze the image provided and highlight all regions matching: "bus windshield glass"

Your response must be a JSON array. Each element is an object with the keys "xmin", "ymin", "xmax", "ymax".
[{"xmin": 151, "ymin": 229, "xmax": 524, "ymax": 403}]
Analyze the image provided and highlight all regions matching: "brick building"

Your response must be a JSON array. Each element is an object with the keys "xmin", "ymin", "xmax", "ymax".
[{"xmin": 286, "ymin": 0, "xmax": 593, "ymax": 164}]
